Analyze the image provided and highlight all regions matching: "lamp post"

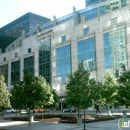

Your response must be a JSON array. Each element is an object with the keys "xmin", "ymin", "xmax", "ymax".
[{"xmin": 83, "ymin": 91, "xmax": 86, "ymax": 130}]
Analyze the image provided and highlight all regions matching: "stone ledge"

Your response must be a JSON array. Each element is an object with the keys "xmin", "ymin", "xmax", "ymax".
[
  {"xmin": 41, "ymin": 118, "xmax": 61, "ymax": 123},
  {"xmin": 95, "ymin": 116, "xmax": 116, "ymax": 121}
]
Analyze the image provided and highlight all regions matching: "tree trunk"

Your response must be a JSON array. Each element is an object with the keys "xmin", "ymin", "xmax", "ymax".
[
  {"xmin": 83, "ymin": 106, "xmax": 86, "ymax": 130},
  {"xmin": 77, "ymin": 108, "xmax": 82, "ymax": 124},
  {"xmin": 107, "ymin": 104, "xmax": 113, "ymax": 116},
  {"xmin": 0, "ymin": 108, "xmax": 3, "ymax": 120}
]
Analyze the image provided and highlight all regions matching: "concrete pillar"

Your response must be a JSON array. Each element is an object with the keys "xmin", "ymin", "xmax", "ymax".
[
  {"xmin": 30, "ymin": 115, "xmax": 34, "ymax": 122},
  {"xmin": 34, "ymin": 50, "xmax": 39, "ymax": 77},
  {"xmin": 8, "ymin": 59, "xmax": 11, "ymax": 88},
  {"xmin": 20, "ymin": 56, "xmax": 23, "ymax": 81}
]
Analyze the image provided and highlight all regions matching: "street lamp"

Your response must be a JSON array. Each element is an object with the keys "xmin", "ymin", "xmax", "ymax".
[{"xmin": 83, "ymin": 91, "xmax": 87, "ymax": 130}]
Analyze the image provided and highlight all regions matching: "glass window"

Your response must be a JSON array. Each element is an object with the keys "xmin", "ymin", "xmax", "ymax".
[
  {"xmin": 121, "ymin": 0, "xmax": 128, "ymax": 7},
  {"xmin": 111, "ymin": 17, "xmax": 117, "ymax": 26},
  {"xmin": 56, "ymin": 44, "xmax": 71, "ymax": 85},
  {"xmin": 11, "ymin": 60, "xmax": 20, "ymax": 85},
  {"xmin": 77, "ymin": 37, "xmax": 96, "ymax": 71},
  {"xmin": 28, "ymin": 48, "xmax": 31, "ymax": 53},
  {"xmin": 15, "ymin": 53, "xmax": 18, "ymax": 58},
  {"xmin": 24, "ymin": 56, "xmax": 34, "ymax": 75},
  {"xmin": 84, "ymin": 27, "xmax": 89, "ymax": 35},
  {"xmin": 38, "ymin": 38, "xmax": 51, "ymax": 83},
  {"xmin": 3, "ymin": 57, "xmax": 6, "ymax": 61},
  {"xmin": 62, "ymin": 35, "xmax": 66, "ymax": 42},
  {"xmin": 104, "ymin": 27, "xmax": 127, "ymax": 70},
  {"xmin": 0, "ymin": 64, "xmax": 8, "ymax": 84}
]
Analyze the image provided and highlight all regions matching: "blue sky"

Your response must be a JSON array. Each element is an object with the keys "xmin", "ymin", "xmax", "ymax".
[{"xmin": 0, "ymin": 0, "xmax": 85, "ymax": 28}]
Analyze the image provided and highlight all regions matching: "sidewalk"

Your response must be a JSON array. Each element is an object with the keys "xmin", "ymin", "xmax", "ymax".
[{"xmin": 0, "ymin": 118, "xmax": 125, "ymax": 130}]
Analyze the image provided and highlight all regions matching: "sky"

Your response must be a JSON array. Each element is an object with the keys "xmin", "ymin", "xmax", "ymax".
[{"xmin": 0, "ymin": 0, "xmax": 85, "ymax": 28}]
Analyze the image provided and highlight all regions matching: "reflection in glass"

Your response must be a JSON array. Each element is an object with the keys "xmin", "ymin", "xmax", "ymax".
[
  {"xmin": 77, "ymin": 37, "xmax": 96, "ymax": 71},
  {"xmin": 56, "ymin": 44, "xmax": 71, "ymax": 85},
  {"xmin": 24, "ymin": 56, "xmax": 34, "ymax": 75},
  {"xmin": 104, "ymin": 27, "xmax": 127, "ymax": 75},
  {"xmin": 0, "ymin": 64, "xmax": 8, "ymax": 84},
  {"xmin": 38, "ymin": 38, "xmax": 51, "ymax": 83},
  {"xmin": 11, "ymin": 60, "xmax": 20, "ymax": 85}
]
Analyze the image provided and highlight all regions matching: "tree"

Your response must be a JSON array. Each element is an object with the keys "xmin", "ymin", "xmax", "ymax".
[
  {"xmin": 49, "ymin": 89, "xmax": 59, "ymax": 109},
  {"xmin": 65, "ymin": 62, "xmax": 100, "ymax": 125},
  {"xmin": 0, "ymin": 75, "xmax": 11, "ymax": 109},
  {"xmin": 117, "ymin": 70, "xmax": 130, "ymax": 108},
  {"xmin": 99, "ymin": 72, "xmax": 118, "ymax": 115},
  {"xmin": 0, "ymin": 75, "xmax": 11, "ymax": 119},
  {"xmin": 10, "ymin": 69, "xmax": 54, "ymax": 126}
]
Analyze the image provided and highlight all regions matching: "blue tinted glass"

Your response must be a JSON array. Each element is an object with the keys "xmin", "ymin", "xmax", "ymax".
[
  {"xmin": 56, "ymin": 44, "xmax": 71, "ymax": 85},
  {"xmin": 104, "ymin": 33, "xmax": 111, "ymax": 48},
  {"xmin": 100, "ymin": 6, "xmax": 106, "ymax": 15},
  {"xmin": 84, "ymin": 27, "xmax": 89, "ymax": 35},
  {"xmin": 77, "ymin": 37, "xmax": 96, "ymax": 71},
  {"xmin": 57, "ymin": 15, "xmax": 73, "ymax": 25},
  {"xmin": 62, "ymin": 36, "xmax": 66, "ymax": 42},
  {"xmin": 86, "ymin": 0, "xmax": 107, "ymax": 7},
  {"xmin": 104, "ymin": 32, "xmax": 112, "ymax": 68},
  {"xmin": 105, "ymin": 54, "xmax": 112, "ymax": 68},
  {"xmin": 79, "ymin": 8, "xmax": 98, "ymax": 22}
]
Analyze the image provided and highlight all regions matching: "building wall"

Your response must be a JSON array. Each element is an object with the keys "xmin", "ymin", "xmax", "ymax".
[{"xmin": 0, "ymin": 2, "xmax": 130, "ymax": 97}]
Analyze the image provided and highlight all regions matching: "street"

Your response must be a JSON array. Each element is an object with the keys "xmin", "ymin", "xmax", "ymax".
[{"xmin": 2, "ymin": 108, "xmax": 130, "ymax": 118}]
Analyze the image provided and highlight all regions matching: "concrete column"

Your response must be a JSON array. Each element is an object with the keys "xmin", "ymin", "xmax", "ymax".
[
  {"xmin": 20, "ymin": 56, "xmax": 24, "ymax": 81},
  {"xmin": 34, "ymin": 50, "xmax": 39, "ymax": 77},
  {"xmin": 8, "ymin": 59, "xmax": 11, "ymax": 89}
]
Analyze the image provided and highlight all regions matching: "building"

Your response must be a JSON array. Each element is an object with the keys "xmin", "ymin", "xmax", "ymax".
[
  {"xmin": 0, "ymin": 12, "xmax": 51, "ymax": 53},
  {"xmin": 0, "ymin": 0, "xmax": 130, "ymax": 109}
]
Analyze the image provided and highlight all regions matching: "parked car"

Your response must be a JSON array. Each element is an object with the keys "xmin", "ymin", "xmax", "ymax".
[
  {"xmin": 5, "ymin": 108, "xmax": 17, "ymax": 113},
  {"xmin": 20, "ymin": 108, "xmax": 29, "ymax": 114},
  {"xmin": 62, "ymin": 107, "xmax": 76, "ymax": 113},
  {"xmin": 20, "ymin": 108, "xmax": 33, "ymax": 114}
]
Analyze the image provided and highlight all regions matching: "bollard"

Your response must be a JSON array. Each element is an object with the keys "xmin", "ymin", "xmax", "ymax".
[
  {"xmin": 30, "ymin": 115, "xmax": 34, "ymax": 122},
  {"xmin": 123, "ymin": 110, "xmax": 127, "ymax": 118}
]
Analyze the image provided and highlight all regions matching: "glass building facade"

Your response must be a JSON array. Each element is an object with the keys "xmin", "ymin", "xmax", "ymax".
[
  {"xmin": 56, "ymin": 44, "xmax": 71, "ymax": 85},
  {"xmin": 81, "ymin": 0, "xmax": 129, "ymax": 23},
  {"xmin": 85, "ymin": 0, "xmax": 128, "ymax": 7},
  {"xmin": 77, "ymin": 37, "xmax": 96, "ymax": 71},
  {"xmin": 0, "ymin": 12, "xmax": 51, "ymax": 52},
  {"xmin": 38, "ymin": 38, "xmax": 51, "ymax": 83},
  {"xmin": 86, "ymin": 0, "xmax": 107, "ymax": 7},
  {"xmin": 104, "ymin": 27, "xmax": 127, "ymax": 75},
  {"xmin": 11, "ymin": 60, "xmax": 20, "ymax": 85},
  {"xmin": 24, "ymin": 56, "xmax": 34, "ymax": 75},
  {"xmin": 0, "ymin": 64, "xmax": 8, "ymax": 84}
]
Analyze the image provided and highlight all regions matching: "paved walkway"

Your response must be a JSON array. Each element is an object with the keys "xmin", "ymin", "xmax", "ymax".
[{"xmin": 0, "ymin": 118, "xmax": 127, "ymax": 130}]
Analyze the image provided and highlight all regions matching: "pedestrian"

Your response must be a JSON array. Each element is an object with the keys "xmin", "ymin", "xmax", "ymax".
[{"xmin": 96, "ymin": 104, "xmax": 100, "ymax": 113}]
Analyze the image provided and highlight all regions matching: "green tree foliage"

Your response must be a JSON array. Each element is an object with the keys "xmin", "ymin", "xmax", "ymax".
[
  {"xmin": 99, "ymin": 72, "xmax": 118, "ymax": 106},
  {"xmin": 10, "ymin": 70, "xmax": 54, "ymax": 125},
  {"xmin": 65, "ymin": 62, "xmax": 100, "ymax": 109},
  {"xmin": 49, "ymin": 89, "xmax": 59, "ymax": 108},
  {"xmin": 117, "ymin": 70, "xmax": 130, "ymax": 107},
  {"xmin": 0, "ymin": 75, "xmax": 11, "ymax": 110}
]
